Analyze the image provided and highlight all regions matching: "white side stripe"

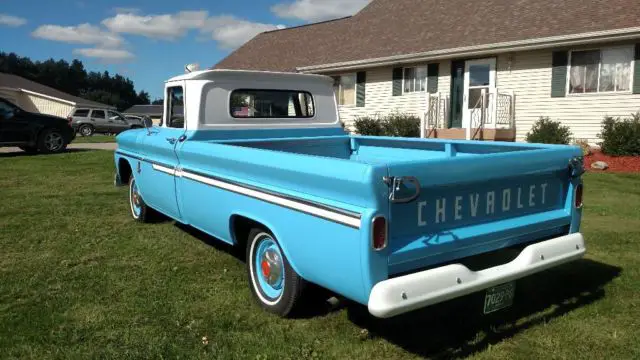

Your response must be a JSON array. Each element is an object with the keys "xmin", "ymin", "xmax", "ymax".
[{"xmin": 151, "ymin": 164, "xmax": 361, "ymax": 229}]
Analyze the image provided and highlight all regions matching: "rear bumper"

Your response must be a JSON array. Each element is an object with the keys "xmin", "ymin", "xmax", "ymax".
[{"xmin": 368, "ymin": 233, "xmax": 585, "ymax": 318}]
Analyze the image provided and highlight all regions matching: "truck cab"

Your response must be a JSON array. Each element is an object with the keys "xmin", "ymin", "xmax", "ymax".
[{"xmin": 114, "ymin": 69, "xmax": 585, "ymax": 318}]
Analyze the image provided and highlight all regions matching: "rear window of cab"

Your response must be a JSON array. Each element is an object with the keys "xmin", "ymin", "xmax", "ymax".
[{"xmin": 230, "ymin": 89, "xmax": 315, "ymax": 119}]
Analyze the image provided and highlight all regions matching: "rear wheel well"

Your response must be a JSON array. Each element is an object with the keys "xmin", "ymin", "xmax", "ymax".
[
  {"xmin": 231, "ymin": 215, "xmax": 271, "ymax": 258},
  {"xmin": 118, "ymin": 158, "xmax": 133, "ymax": 185}
]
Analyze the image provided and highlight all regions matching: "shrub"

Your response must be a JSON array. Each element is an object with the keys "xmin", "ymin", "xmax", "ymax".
[
  {"xmin": 525, "ymin": 117, "xmax": 572, "ymax": 144},
  {"xmin": 353, "ymin": 112, "xmax": 421, "ymax": 137},
  {"xmin": 574, "ymin": 139, "xmax": 592, "ymax": 156},
  {"xmin": 599, "ymin": 113, "xmax": 640, "ymax": 156},
  {"xmin": 353, "ymin": 116, "xmax": 384, "ymax": 136},
  {"xmin": 382, "ymin": 112, "xmax": 421, "ymax": 138}
]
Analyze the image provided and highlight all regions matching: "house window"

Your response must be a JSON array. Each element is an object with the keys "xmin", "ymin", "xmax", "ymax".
[
  {"xmin": 403, "ymin": 66, "xmax": 428, "ymax": 93},
  {"xmin": 334, "ymin": 74, "xmax": 356, "ymax": 106},
  {"xmin": 569, "ymin": 47, "xmax": 634, "ymax": 94}
]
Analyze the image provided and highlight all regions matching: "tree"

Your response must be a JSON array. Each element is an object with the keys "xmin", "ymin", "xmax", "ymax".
[{"xmin": 0, "ymin": 52, "xmax": 150, "ymax": 111}]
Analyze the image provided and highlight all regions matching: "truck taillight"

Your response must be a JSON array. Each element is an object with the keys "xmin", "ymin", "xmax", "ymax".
[
  {"xmin": 372, "ymin": 216, "xmax": 387, "ymax": 251},
  {"xmin": 575, "ymin": 183, "xmax": 583, "ymax": 209}
]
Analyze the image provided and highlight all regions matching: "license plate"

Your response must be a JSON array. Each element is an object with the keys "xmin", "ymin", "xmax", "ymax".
[{"xmin": 483, "ymin": 282, "xmax": 515, "ymax": 314}]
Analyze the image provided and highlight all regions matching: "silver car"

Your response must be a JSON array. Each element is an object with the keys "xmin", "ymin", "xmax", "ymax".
[{"xmin": 69, "ymin": 108, "xmax": 144, "ymax": 136}]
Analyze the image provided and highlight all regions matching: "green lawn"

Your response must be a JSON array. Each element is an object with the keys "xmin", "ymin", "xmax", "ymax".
[
  {"xmin": 72, "ymin": 134, "xmax": 116, "ymax": 143},
  {"xmin": 1, "ymin": 150, "xmax": 639, "ymax": 359}
]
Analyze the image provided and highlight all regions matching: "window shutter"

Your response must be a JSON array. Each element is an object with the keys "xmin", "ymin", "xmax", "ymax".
[
  {"xmin": 427, "ymin": 63, "xmax": 439, "ymax": 93},
  {"xmin": 633, "ymin": 44, "xmax": 640, "ymax": 94},
  {"xmin": 356, "ymin": 71, "xmax": 366, "ymax": 107},
  {"xmin": 551, "ymin": 51, "xmax": 568, "ymax": 97},
  {"xmin": 392, "ymin": 67, "xmax": 403, "ymax": 96}
]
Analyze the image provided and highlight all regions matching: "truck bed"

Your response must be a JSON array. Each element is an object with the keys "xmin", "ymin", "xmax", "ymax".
[
  {"xmin": 223, "ymin": 135, "xmax": 550, "ymax": 165},
  {"xmin": 182, "ymin": 134, "xmax": 581, "ymax": 280}
]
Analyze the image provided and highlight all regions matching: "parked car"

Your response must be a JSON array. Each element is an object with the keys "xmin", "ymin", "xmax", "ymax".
[
  {"xmin": 114, "ymin": 70, "xmax": 586, "ymax": 319},
  {"xmin": 69, "ymin": 108, "xmax": 144, "ymax": 136},
  {"xmin": 0, "ymin": 97, "xmax": 75, "ymax": 153}
]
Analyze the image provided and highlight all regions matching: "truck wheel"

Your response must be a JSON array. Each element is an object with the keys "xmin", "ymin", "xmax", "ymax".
[
  {"xmin": 246, "ymin": 228, "xmax": 305, "ymax": 317},
  {"xmin": 129, "ymin": 176, "xmax": 152, "ymax": 222},
  {"xmin": 37, "ymin": 128, "xmax": 68, "ymax": 154},
  {"xmin": 78, "ymin": 124, "xmax": 94, "ymax": 137}
]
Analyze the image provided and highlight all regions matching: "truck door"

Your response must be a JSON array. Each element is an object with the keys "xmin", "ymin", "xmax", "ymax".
[{"xmin": 134, "ymin": 83, "xmax": 186, "ymax": 220}]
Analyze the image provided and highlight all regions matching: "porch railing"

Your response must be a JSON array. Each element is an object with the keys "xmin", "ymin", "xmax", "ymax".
[{"xmin": 422, "ymin": 89, "xmax": 515, "ymax": 140}]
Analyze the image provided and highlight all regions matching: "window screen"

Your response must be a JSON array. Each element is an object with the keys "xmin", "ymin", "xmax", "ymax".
[{"xmin": 230, "ymin": 90, "xmax": 315, "ymax": 118}]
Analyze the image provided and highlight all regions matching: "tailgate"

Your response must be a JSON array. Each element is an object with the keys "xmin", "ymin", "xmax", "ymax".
[{"xmin": 385, "ymin": 147, "xmax": 582, "ymax": 275}]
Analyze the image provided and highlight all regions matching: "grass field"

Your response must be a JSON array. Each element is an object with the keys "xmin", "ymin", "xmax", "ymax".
[
  {"xmin": 72, "ymin": 134, "xmax": 116, "ymax": 143},
  {"xmin": 1, "ymin": 150, "xmax": 639, "ymax": 359}
]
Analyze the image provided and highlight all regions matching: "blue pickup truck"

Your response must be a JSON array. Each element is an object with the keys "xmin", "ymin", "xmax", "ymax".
[{"xmin": 114, "ymin": 70, "xmax": 586, "ymax": 318}]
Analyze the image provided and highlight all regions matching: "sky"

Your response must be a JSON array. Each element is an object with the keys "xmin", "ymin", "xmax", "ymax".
[{"xmin": 0, "ymin": 0, "xmax": 371, "ymax": 99}]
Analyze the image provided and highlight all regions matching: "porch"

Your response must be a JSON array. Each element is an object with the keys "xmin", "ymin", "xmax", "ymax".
[{"xmin": 421, "ymin": 89, "xmax": 516, "ymax": 141}]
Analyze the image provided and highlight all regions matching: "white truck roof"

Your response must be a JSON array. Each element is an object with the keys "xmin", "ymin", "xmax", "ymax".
[{"xmin": 167, "ymin": 69, "xmax": 334, "ymax": 84}]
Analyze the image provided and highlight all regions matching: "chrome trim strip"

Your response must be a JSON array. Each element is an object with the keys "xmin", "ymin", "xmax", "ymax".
[{"xmin": 149, "ymin": 163, "xmax": 361, "ymax": 229}]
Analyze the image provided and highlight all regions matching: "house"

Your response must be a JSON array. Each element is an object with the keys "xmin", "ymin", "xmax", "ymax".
[
  {"xmin": 123, "ymin": 104, "xmax": 163, "ymax": 125},
  {"xmin": 0, "ymin": 72, "xmax": 113, "ymax": 118},
  {"xmin": 215, "ymin": 0, "xmax": 640, "ymax": 143}
]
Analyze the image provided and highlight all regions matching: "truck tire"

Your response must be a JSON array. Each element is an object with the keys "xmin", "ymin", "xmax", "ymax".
[
  {"xmin": 37, "ymin": 128, "xmax": 68, "ymax": 154},
  {"xmin": 128, "ymin": 176, "xmax": 153, "ymax": 222},
  {"xmin": 78, "ymin": 124, "xmax": 94, "ymax": 137},
  {"xmin": 246, "ymin": 228, "xmax": 305, "ymax": 317}
]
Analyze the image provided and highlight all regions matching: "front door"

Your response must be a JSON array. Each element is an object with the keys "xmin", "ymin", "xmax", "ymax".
[
  {"xmin": 134, "ymin": 83, "xmax": 186, "ymax": 220},
  {"xmin": 462, "ymin": 58, "xmax": 496, "ymax": 135}
]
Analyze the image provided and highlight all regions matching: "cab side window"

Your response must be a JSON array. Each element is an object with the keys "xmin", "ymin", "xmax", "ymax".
[
  {"xmin": 166, "ymin": 86, "xmax": 184, "ymax": 129},
  {"xmin": 107, "ymin": 110, "xmax": 124, "ymax": 121},
  {"xmin": 92, "ymin": 110, "xmax": 105, "ymax": 119},
  {"xmin": 0, "ymin": 100, "xmax": 16, "ymax": 119}
]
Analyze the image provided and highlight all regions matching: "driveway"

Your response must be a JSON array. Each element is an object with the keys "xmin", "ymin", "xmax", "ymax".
[{"xmin": 0, "ymin": 142, "xmax": 117, "ymax": 154}]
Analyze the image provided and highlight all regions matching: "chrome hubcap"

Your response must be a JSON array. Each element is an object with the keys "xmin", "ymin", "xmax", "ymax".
[
  {"xmin": 45, "ymin": 133, "xmax": 63, "ymax": 150},
  {"xmin": 260, "ymin": 248, "xmax": 282, "ymax": 286}
]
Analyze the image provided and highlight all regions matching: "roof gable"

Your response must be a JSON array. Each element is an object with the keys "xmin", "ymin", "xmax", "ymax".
[
  {"xmin": 215, "ymin": 0, "xmax": 640, "ymax": 72},
  {"xmin": 0, "ymin": 72, "xmax": 113, "ymax": 108}
]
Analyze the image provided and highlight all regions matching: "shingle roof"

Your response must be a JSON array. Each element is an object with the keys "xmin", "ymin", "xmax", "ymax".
[
  {"xmin": 124, "ymin": 104, "xmax": 163, "ymax": 116},
  {"xmin": 215, "ymin": 0, "xmax": 640, "ymax": 72},
  {"xmin": 0, "ymin": 72, "xmax": 114, "ymax": 108}
]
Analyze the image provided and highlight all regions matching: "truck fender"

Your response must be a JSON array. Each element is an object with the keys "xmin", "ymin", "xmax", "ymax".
[{"xmin": 229, "ymin": 213, "xmax": 305, "ymax": 279}]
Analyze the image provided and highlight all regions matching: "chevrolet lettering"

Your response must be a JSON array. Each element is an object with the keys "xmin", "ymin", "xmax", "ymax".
[{"xmin": 114, "ymin": 69, "xmax": 586, "ymax": 318}]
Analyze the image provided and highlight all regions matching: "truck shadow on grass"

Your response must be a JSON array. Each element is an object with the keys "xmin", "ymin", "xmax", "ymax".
[
  {"xmin": 0, "ymin": 148, "xmax": 92, "ymax": 158},
  {"xmin": 346, "ymin": 259, "xmax": 621, "ymax": 359},
  {"xmin": 176, "ymin": 224, "xmax": 620, "ymax": 359}
]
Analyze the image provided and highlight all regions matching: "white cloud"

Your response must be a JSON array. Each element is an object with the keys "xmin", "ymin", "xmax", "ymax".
[
  {"xmin": 32, "ymin": 23, "xmax": 123, "ymax": 48},
  {"xmin": 113, "ymin": 7, "xmax": 141, "ymax": 14},
  {"xmin": 102, "ymin": 11, "xmax": 208, "ymax": 40},
  {"xmin": 0, "ymin": 13, "xmax": 27, "ymax": 27},
  {"xmin": 73, "ymin": 48, "xmax": 135, "ymax": 62},
  {"xmin": 102, "ymin": 10, "xmax": 283, "ymax": 48},
  {"xmin": 204, "ymin": 16, "xmax": 285, "ymax": 49},
  {"xmin": 271, "ymin": 0, "xmax": 371, "ymax": 22}
]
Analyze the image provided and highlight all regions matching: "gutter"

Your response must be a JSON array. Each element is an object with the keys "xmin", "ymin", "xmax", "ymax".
[{"xmin": 297, "ymin": 27, "xmax": 640, "ymax": 73}]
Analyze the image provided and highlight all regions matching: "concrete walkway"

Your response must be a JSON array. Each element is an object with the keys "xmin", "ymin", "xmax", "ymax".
[{"xmin": 0, "ymin": 142, "xmax": 117, "ymax": 154}]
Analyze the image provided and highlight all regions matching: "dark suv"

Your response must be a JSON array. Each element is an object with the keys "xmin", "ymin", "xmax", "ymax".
[
  {"xmin": 0, "ymin": 97, "xmax": 75, "ymax": 154},
  {"xmin": 70, "ymin": 108, "xmax": 143, "ymax": 136}
]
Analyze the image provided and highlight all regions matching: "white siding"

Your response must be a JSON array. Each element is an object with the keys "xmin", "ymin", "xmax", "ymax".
[
  {"xmin": 18, "ymin": 93, "xmax": 74, "ymax": 118},
  {"xmin": 333, "ymin": 60, "xmax": 451, "ymax": 129},
  {"xmin": 496, "ymin": 45, "xmax": 640, "ymax": 143}
]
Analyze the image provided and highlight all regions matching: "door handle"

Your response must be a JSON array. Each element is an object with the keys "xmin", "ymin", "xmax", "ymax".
[
  {"xmin": 166, "ymin": 137, "xmax": 177, "ymax": 144},
  {"xmin": 384, "ymin": 176, "xmax": 422, "ymax": 204}
]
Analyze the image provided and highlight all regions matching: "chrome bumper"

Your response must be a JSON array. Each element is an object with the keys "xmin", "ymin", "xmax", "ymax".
[{"xmin": 368, "ymin": 233, "xmax": 586, "ymax": 318}]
